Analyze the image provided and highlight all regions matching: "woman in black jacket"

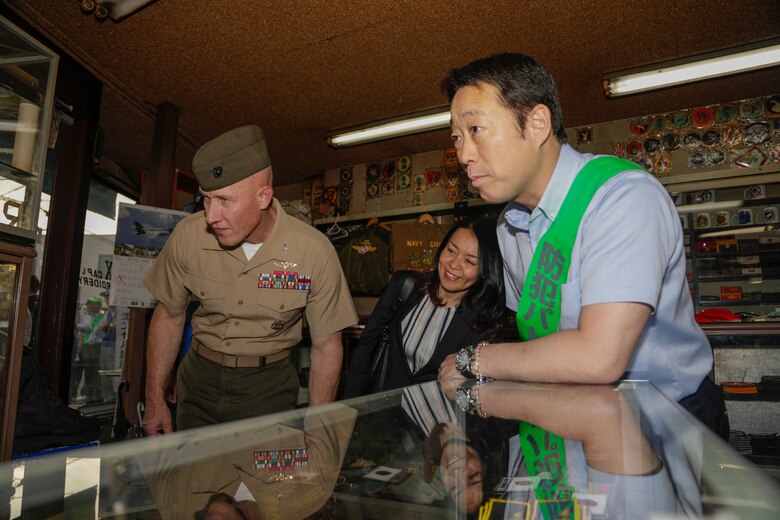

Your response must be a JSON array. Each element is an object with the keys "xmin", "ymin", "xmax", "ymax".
[{"xmin": 344, "ymin": 218, "xmax": 505, "ymax": 397}]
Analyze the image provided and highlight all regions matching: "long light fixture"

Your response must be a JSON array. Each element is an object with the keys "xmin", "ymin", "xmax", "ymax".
[
  {"xmin": 327, "ymin": 108, "xmax": 450, "ymax": 148},
  {"xmin": 603, "ymin": 38, "xmax": 780, "ymax": 97}
]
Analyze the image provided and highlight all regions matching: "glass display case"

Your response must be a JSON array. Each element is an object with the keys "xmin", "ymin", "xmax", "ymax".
[
  {"xmin": 678, "ymin": 181, "xmax": 780, "ymax": 319},
  {"xmin": 2, "ymin": 380, "xmax": 779, "ymax": 519},
  {"xmin": 0, "ymin": 241, "xmax": 34, "ymax": 462},
  {"xmin": 0, "ymin": 14, "xmax": 58, "ymax": 240}
]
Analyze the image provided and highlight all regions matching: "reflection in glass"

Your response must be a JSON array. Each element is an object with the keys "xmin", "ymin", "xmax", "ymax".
[
  {"xmin": 69, "ymin": 180, "xmax": 135, "ymax": 407},
  {"xmin": 0, "ymin": 261, "xmax": 17, "ymax": 418},
  {"xmin": 2, "ymin": 381, "xmax": 779, "ymax": 519}
]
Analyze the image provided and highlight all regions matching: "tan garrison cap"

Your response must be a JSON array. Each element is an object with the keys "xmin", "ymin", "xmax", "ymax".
[{"xmin": 192, "ymin": 124, "xmax": 272, "ymax": 191}]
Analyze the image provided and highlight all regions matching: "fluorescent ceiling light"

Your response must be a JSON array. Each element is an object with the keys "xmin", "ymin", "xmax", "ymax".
[
  {"xmin": 604, "ymin": 39, "xmax": 780, "ymax": 97},
  {"xmin": 328, "ymin": 109, "xmax": 450, "ymax": 148}
]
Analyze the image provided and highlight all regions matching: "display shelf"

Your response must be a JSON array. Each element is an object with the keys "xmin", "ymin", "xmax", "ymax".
[
  {"xmin": 0, "ymin": 158, "xmax": 37, "ymax": 180},
  {"xmin": 697, "ymin": 274, "xmax": 770, "ymax": 283},
  {"xmin": 698, "ymin": 300, "xmax": 767, "ymax": 307},
  {"xmin": 694, "ymin": 224, "xmax": 780, "ymax": 237},
  {"xmin": 313, "ymin": 198, "xmax": 489, "ymax": 226},
  {"xmin": 0, "ymin": 15, "xmax": 58, "ymax": 241},
  {"xmin": 722, "ymin": 392, "xmax": 780, "ymax": 402},
  {"xmin": 663, "ymin": 163, "xmax": 780, "ymax": 192}
]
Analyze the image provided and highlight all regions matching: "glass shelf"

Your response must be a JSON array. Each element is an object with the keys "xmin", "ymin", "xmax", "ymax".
[
  {"xmin": 698, "ymin": 300, "xmax": 773, "ymax": 307},
  {"xmin": 723, "ymin": 392, "xmax": 780, "ymax": 402},
  {"xmin": 2, "ymin": 381, "xmax": 779, "ymax": 519},
  {"xmin": 0, "ymin": 14, "xmax": 57, "ymax": 240},
  {"xmin": 697, "ymin": 274, "xmax": 771, "ymax": 283}
]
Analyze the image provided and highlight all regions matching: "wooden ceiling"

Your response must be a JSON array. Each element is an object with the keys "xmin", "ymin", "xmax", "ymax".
[{"xmin": 5, "ymin": 0, "xmax": 780, "ymax": 188}]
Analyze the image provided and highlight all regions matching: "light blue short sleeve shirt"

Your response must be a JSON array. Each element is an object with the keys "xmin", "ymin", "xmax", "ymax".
[{"xmin": 497, "ymin": 144, "xmax": 712, "ymax": 402}]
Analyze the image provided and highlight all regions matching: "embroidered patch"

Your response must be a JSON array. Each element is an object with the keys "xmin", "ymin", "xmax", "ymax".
[
  {"xmin": 351, "ymin": 240, "xmax": 377, "ymax": 255},
  {"xmin": 258, "ymin": 271, "xmax": 311, "ymax": 291},
  {"xmin": 253, "ymin": 449, "xmax": 308, "ymax": 471}
]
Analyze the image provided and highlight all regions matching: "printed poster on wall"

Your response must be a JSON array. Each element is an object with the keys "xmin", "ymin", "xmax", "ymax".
[{"xmin": 110, "ymin": 203, "xmax": 188, "ymax": 308}]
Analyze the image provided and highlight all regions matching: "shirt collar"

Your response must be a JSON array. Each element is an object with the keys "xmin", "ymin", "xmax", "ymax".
[
  {"xmin": 504, "ymin": 143, "xmax": 591, "ymax": 231},
  {"xmin": 534, "ymin": 143, "xmax": 587, "ymax": 222}
]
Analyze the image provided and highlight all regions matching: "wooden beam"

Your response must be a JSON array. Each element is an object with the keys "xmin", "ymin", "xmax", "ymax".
[{"xmin": 123, "ymin": 102, "xmax": 179, "ymax": 429}]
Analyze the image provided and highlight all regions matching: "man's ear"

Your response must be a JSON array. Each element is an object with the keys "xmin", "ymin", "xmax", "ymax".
[
  {"xmin": 259, "ymin": 184, "xmax": 274, "ymax": 209},
  {"xmin": 527, "ymin": 104, "xmax": 553, "ymax": 147}
]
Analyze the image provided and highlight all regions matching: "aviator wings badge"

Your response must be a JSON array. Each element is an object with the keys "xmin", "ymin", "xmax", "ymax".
[{"xmin": 273, "ymin": 260, "xmax": 298, "ymax": 270}]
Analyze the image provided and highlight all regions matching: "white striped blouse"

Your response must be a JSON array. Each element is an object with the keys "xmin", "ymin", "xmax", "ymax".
[{"xmin": 401, "ymin": 295, "xmax": 456, "ymax": 374}]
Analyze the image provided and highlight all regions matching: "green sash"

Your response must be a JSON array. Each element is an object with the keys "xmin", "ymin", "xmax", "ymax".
[{"xmin": 515, "ymin": 157, "xmax": 642, "ymax": 519}]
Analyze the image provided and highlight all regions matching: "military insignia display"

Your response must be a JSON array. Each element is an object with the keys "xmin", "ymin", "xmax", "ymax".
[
  {"xmin": 629, "ymin": 117, "xmax": 649, "ymax": 136},
  {"xmin": 396, "ymin": 155, "xmax": 412, "ymax": 173},
  {"xmin": 396, "ymin": 173, "xmax": 411, "ymax": 191},
  {"xmin": 768, "ymin": 95, "xmax": 780, "ymax": 116},
  {"xmin": 258, "ymin": 271, "xmax": 312, "ymax": 291},
  {"xmin": 603, "ymin": 94, "xmax": 780, "ymax": 177},
  {"xmin": 576, "ymin": 126, "xmax": 592, "ymax": 144},
  {"xmin": 443, "ymin": 146, "xmax": 459, "ymax": 169},
  {"xmin": 365, "ymin": 161, "xmax": 381, "ymax": 200},
  {"xmin": 338, "ymin": 167, "xmax": 353, "ymax": 214},
  {"xmin": 740, "ymin": 98, "xmax": 765, "ymax": 119},
  {"xmin": 253, "ymin": 448, "xmax": 309, "ymax": 471},
  {"xmin": 692, "ymin": 106, "xmax": 714, "ymax": 128},
  {"xmin": 351, "ymin": 240, "xmax": 378, "ymax": 255},
  {"xmin": 271, "ymin": 320, "xmax": 285, "ymax": 330},
  {"xmin": 318, "ymin": 186, "xmax": 338, "ymax": 217}
]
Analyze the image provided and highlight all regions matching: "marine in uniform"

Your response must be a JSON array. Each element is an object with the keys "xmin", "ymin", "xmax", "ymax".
[
  {"xmin": 138, "ymin": 403, "xmax": 358, "ymax": 520},
  {"xmin": 142, "ymin": 124, "xmax": 357, "ymax": 435}
]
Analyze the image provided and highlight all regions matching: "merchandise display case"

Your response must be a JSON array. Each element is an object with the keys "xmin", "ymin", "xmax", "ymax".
[
  {"xmin": 2, "ymin": 380, "xmax": 779, "ymax": 519},
  {"xmin": 677, "ymin": 182, "xmax": 780, "ymax": 437},
  {"xmin": 679, "ymin": 181, "xmax": 780, "ymax": 319},
  {"xmin": 0, "ymin": 241, "xmax": 34, "ymax": 462},
  {"xmin": 0, "ymin": 15, "xmax": 58, "ymax": 240}
]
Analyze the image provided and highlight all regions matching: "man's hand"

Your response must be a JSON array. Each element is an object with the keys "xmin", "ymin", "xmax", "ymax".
[
  {"xmin": 142, "ymin": 400, "xmax": 173, "ymax": 436},
  {"xmin": 145, "ymin": 303, "xmax": 186, "ymax": 435},
  {"xmin": 438, "ymin": 352, "xmax": 466, "ymax": 382},
  {"xmin": 438, "ymin": 374, "xmax": 462, "ymax": 400}
]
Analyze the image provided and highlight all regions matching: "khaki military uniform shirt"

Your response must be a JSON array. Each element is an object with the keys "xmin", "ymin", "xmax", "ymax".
[
  {"xmin": 144, "ymin": 198, "xmax": 357, "ymax": 356},
  {"xmin": 138, "ymin": 404, "xmax": 358, "ymax": 520}
]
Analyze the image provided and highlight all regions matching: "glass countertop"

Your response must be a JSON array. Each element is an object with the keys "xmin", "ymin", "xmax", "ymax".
[{"xmin": 2, "ymin": 380, "xmax": 779, "ymax": 519}]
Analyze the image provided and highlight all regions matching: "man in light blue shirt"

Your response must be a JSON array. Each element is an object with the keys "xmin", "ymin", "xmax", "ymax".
[{"xmin": 437, "ymin": 53, "xmax": 726, "ymax": 436}]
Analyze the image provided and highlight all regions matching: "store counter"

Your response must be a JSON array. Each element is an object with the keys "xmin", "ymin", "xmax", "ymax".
[{"xmin": 2, "ymin": 380, "xmax": 779, "ymax": 519}]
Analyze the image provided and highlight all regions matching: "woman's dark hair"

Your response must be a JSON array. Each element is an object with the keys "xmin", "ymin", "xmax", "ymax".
[
  {"xmin": 418, "ymin": 218, "xmax": 505, "ymax": 333},
  {"xmin": 442, "ymin": 52, "xmax": 567, "ymax": 144},
  {"xmin": 193, "ymin": 492, "xmax": 247, "ymax": 520},
  {"xmin": 422, "ymin": 419, "xmax": 511, "ymax": 516}
]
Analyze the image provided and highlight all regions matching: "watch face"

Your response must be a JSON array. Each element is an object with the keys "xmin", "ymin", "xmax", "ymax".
[
  {"xmin": 455, "ymin": 349, "xmax": 471, "ymax": 372},
  {"xmin": 456, "ymin": 387, "xmax": 471, "ymax": 410}
]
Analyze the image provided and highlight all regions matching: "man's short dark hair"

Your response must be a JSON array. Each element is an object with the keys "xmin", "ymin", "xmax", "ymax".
[
  {"xmin": 443, "ymin": 53, "xmax": 568, "ymax": 144},
  {"xmin": 29, "ymin": 274, "xmax": 40, "ymax": 293}
]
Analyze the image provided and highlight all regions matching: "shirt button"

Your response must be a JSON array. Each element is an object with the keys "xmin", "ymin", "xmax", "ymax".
[
  {"xmin": 226, "ymin": 341, "xmax": 231, "ymax": 346},
  {"xmin": 280, "ymin": 304, "xmax": 285, "ymax": 310},
  {"xmin": 234, "ymin": 320, "xmax": 239, "ymax": 326},
  {"xmin": 200, "ymin": 291, "xmax": 205, "ymax": 296},
  {"xmin": 238, "ymin": 300, "xmax": 243, "ymax": 305}
]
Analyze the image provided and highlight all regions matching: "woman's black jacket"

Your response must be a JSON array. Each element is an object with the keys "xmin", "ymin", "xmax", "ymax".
[{"xmin": 343, "ymin": 270, "xmax": 492, "ymax": 397}]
